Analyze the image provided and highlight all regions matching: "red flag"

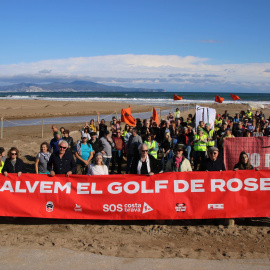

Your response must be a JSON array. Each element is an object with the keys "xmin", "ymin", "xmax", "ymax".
[
  {"xmin": 230, "ymin": 93, "xmax": 241, "ymax": 100},
  {"xmin": 215, "ymin": 95, "xmax": 224, "ymax": 103},
  {"xmin": 152, "ymin": 107, "xmax": 159, "ymax": 126},
  {"xmin": 174, "ymin": 94, "xmax": 183, "ymax": 100},
  {"xmin": 121, "ymin": 106, "xmax": 136, "ymax": 126}
]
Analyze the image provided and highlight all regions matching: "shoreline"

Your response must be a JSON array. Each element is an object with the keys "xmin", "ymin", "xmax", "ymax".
[{"xmin": 0, "ymin": 99, "xmax": 268, "ymax": 121}]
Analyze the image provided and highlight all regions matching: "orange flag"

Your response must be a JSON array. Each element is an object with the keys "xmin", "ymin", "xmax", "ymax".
[
  {"xmin": 152, "ymin": 107, "xmax": 159, "ymax": 126},
  {"xmin": 215, "ymin": 95, "xmax": 224, "ymax": 103},
  {"xmin": 230, "ymin": 93, "xmax": 241, "ymax": 100},
  {"xmin": 174, "ymin": 94, "xmax": 183, "ymax": 100},
  {"xmin": 121, "ymin": 105, "xmax": 136, "ymax": 126}
]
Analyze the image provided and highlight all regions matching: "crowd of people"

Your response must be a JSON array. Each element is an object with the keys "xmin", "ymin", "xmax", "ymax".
[{"xmin": 1, "ymin": 108, "xmax": 269, "ymax": 177}]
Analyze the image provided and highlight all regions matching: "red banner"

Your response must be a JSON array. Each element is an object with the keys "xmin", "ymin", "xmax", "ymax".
[
  {"xmin": 1, "ymin": 170, "xmax": 270, "ymax": 220},
  {"xmin": 224, "ymin": 137, "xmax": 270, "ymax": 170}
]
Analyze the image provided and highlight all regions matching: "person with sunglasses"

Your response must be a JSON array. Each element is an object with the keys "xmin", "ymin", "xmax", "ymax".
[
  {"xmin": 199, "ymin": 147, "xmax": 226, "ymax": 172},
  {"xmin": 2, "ymin": 147, "xmax": 27, "ymax": 177},
  {"xmin": 47, "ymin": 140, "xmax": 76, "ymax": 177},
  {"xmin": 130, "ymin": 143, "xmax": 160, "ymax": 175}
]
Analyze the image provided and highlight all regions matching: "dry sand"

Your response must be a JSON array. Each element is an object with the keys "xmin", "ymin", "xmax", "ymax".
[{"xmin": 0, "ymin": 99, "xmax": 270, "ymax": 261}]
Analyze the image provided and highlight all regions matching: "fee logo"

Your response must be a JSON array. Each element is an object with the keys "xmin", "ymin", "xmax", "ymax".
[{"xmin": 208, "ymin": 204, "xmax": 224, "ymax": 210}]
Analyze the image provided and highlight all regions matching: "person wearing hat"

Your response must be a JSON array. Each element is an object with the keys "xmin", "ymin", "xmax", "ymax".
[
  {"xmin": 199, "ymin": 147, "xmax": 226, "ymax": 171},
  {"xmin": 89, "ymin": 132, "xmax": 104, "ymax": 155},
  {"xmin": 75, "ymin": 133, "xmax": 93, "ymax": 175},
  {"xmin": 88, "ymin": 152, "xmax": 108, "ymax": 175},
  {"xmin": 165, "ymin": 144, "xmax": 192, "ymax": 172}
]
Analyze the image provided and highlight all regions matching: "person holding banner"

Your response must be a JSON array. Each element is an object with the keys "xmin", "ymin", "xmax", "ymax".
[
  {"xmin": 47, "ymin": 140, "xmax": 76, "ymax": 177},
  {"xmin": 165, "ymin": 144, "xmax": 192, "ymax": 172},
  {"xmin": 234, "ymin": 151, "xmax": 254, "ymax": 171},
  {"xmin": 199, "ymin": 147, "xmax": 225, "ymax": 171},
  {"xmin": 35, "ymin": 142, "xmax": 51, "ymax": 174},
  {"xmin": 130, "ymin": 143, "xmax": 160, "ymax": 175},
  {"xmin": 2, "ymin": 147, "xmax": 27, "ymax": 177}
]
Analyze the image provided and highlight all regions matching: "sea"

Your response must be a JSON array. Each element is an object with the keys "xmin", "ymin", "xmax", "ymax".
[
  {"xmin": 0, "ymin": 91, "xmax": 269, "ymax": 127},
  {"xmin": 1, "ymin": 91, "xmax": 269, "ymax": 106}
]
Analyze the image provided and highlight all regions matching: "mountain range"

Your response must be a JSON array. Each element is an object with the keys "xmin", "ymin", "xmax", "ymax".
[{"xmin": 0, "ymin": 81, "xmax": 166, "ymax": 92}]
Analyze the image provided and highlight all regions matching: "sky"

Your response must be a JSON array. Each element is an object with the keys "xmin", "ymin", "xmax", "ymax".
[{"xmin": 0, "ymin": 0, "xmax": 270, "ymax": 92}]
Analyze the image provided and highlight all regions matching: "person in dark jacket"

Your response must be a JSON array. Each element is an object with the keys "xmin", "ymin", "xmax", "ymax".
[
  {"xmin": 62, "ymin": 129, "xmax": 74, "ymax": 152},
  {"xmin": 130, "ymin": 143, "xmax": 160, "ymax": 175},
  {"xmin": 47, "ymin": 140, "xmax": 76, "ymax": 177},
  {"xmin": 89, "ymin": 132, "xmax": 104, "ymax": 155},
  {"xmin": 199, "ymin": 147, "xmax": 226, "ymax": 171},
  {"xmin": 2, "ymin": 147, "xmax": 27, "ymax": 177}
]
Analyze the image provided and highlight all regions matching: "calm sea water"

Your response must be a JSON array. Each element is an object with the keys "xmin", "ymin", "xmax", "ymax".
[{"xmin": 0, "ymin": 91, "xmax": 269, "ymax": 105}]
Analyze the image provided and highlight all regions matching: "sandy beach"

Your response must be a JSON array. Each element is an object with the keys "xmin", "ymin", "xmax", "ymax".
[{"xmin": 0, "ymin": 99, "xmax": 270, "ymax": 261}]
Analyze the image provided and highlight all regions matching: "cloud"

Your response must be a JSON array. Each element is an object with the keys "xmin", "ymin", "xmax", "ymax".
[
  {"xmin": 0, "ymin": 54, "xmax": 269, "ymax": 91},
  {"xmin": 38, "ymin": 69, "xmax": 52, "ymax": 74}
]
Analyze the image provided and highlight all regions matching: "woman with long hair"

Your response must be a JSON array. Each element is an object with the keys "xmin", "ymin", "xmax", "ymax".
[
  {"xmin": 35, "ymin": 142, "xmax": 51, "ymax": 174},
  {"xmin": 2, "ymin": 147, "xmax": 27, "ymax": 176},
  {"xmin": 234, "ymin": 151, "xmax": 254, "ymax": 170},
  {"xmin": 87, "ymin": 152, "xmax": 108, "ymax": 175}
]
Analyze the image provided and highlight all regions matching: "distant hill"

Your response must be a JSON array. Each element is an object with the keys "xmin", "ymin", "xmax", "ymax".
[{"xmin": 0, "ymin": 81, "xmax": 166, "ymax": 92}]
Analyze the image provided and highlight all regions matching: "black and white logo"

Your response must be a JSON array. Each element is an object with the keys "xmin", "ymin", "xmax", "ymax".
[
  {"xmin": 175, "ymin": 203, "xmax": 186, "ymax": 212},
  {"xmin": 46, "ymin": 201, "xmax": 54, "ymax": 212}
]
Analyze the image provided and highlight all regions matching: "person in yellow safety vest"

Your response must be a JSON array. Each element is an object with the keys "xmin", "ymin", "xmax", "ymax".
[
  {"xmin": 144, "ymin": 134, "xmax": 159, "ymax": 159},
  {"xmin": 0, "ymin": 147, "xmax": 5, "ymax": 173},
  {"xmin": 203, "ymin": 123, "xmax": 217, "ymax": 150},
  {"xmin": 246, "ymin": 109, "xmax": 253, "ymax": 120},
  {"xmin": 193, "ymin": 129, "xmax": 207, "ymax": 171},
  {"xmin": 215, "ymin": 114, "xmax": 222, "ymax": 129},
  {"xmin": 174, "ymin": 108, "xmax": 181, "ymax": 120}
]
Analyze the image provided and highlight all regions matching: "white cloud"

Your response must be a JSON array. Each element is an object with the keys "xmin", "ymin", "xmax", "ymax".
[{"xmin": 0, "ymin": 54, "xmax": 270, "ymax": 91}]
